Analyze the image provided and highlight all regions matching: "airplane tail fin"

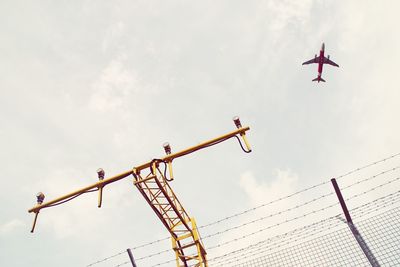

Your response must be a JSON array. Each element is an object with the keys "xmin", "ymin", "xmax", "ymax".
[{"xmin": 312, "ymin": 77, "xmax": 326, "ymax": 82}]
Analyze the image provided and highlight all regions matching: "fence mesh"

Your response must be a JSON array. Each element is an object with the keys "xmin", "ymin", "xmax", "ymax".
[
  {"xmin": 231, "ymin": 205, "xmax": 400, "ymax": 267},
  {"xmin": 356, "ymin": 206, "xmax": 400, "ymax": 266}
]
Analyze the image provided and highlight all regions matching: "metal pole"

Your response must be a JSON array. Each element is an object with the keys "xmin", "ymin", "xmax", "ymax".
[
  {"xmin": 127, "ymin": 248, "xmax": 137, "ymax": 267},
  {"xmin": 331, "ymin": 178, "xmax": 381, "ymax": 267}
]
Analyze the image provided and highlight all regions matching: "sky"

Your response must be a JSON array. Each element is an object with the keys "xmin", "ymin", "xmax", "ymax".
[{"xmin": 1, "ymin": 0, "xmax": 400, "ymax": 266}]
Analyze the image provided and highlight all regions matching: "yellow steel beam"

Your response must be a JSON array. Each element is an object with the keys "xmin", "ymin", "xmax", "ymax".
[
  {"xmin": 28, "ymin": 170, "xmax": 132, "ymax": 214},
  {"xmin": 133, "ymin": 126, "xmax": 250, "ymax": 173},
  {"xmin": 28, "ymin": 126, "xmax": 250, "ymax": 215}
]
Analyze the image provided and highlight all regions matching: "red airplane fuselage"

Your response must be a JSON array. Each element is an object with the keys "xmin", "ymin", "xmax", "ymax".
[{"xmin": 316, "ymin": 43, "xmax": 325, "ymax": 81}]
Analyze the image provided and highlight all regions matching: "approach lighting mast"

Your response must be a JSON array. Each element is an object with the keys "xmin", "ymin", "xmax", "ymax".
[{"xmin": 28, "ymin": 118, "xmax": 252, "ymax": 267}]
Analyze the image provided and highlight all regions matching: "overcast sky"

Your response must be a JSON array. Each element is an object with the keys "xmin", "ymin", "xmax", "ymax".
[{"xmin": 1, "ymin": 1, "xmax": 400, "ymax": 266}]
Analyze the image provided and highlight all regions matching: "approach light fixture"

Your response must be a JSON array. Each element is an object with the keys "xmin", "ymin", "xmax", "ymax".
[
  {"xmin": 36, "ymin": 192, "xmax": 45, "ymax": 205},
  {"xmin": 233, "ymin": 116, "xmax": 242, "ymax": 129},
  {"xmin": 97, "ymin": 168, "xmax": 105, "ymax": 180},
  {"xmin": 163, "ymin": 142, "xmax": 171, "ymax": 155}
]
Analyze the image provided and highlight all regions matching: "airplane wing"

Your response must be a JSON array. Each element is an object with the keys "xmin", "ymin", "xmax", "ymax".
[
  {"xmin": 302, "ymin": 56, "xmax": 319, "ymax": 65},
  {"xmin": 323, "ymin": 57, "xmax": 339, "ymax": 67}
]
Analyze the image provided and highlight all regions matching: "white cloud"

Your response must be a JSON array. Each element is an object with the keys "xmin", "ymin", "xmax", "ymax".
[
  {"xmin": 239, "ymin": 169, "xmax": 299, "ymax": 206},
  {"xmin": 205, "ymin": 170, "xmax": 302, "ymax": 261},
  {"xmin": 102, "ymin": 21, "xmax": 126, "ymax": 52},
  {"xmin": 0, "ymin": 219, "xmax": 25, "ymax": 235},
  {"xmin": 89, "ymin": 58, "xmax": 138, "ymax": 112},
  {"xmin": 265, "ymin": 0, "xmax": 313, "ymax": 30}
]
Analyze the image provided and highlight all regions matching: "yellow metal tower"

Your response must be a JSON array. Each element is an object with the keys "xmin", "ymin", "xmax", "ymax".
[{"xmin": 28, "ymin": 118, "xmax": 251, "ymax": 267}]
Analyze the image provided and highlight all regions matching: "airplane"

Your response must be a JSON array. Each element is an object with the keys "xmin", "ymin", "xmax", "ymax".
[{"xmin": 302, "ymin": 43, "xmax": 339, "ymax": 82}]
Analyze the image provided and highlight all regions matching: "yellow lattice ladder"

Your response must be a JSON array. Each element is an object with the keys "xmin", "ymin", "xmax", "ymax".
[{"xmin": 133, "ymin": 162, "xmax": 207, "ymax": 266}]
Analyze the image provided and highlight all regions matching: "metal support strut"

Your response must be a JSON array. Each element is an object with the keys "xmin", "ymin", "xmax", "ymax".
[{"xmin": 331, "ymin": 178, "xmax": 381, "ymax": 267}]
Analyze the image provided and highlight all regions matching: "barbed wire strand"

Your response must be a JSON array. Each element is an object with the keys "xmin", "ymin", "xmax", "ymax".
[
  {"xmin": 121, "ymin": 174, "xmax": 400, "ymax": 264},
  {"xmin": 225, "ymin": 200, "xmax": 400, "ymax": 267},
  {"xmin": 201, "ymin": 191, "xmax": 334, "ymax": 239},
  {"xmin": 188, "ymin": 190, "xmax": 400, "ymax": 267},
  {"xmin": 86, "ymin": 251, "xmax": 126, "ymax": 267},
  {"xmin": 114, "ymin": 261, "xmax": 129, "ymax": 267},
  {"xmin": 146, "ymin": 188, "xmax": 400, "ymax": 267},
  {"xmin": 209, "ymin": 190, "xmax": 400, "ymax": 266},
  {"xmin": 206, "ymin": 176, "xmax": 400, "ymax": 252},
  {"xmin": 207, "ymin": 217, "xmax": 344, "ymax": 266},
  {"xmin": 347, "ymin": 176, "xmax": 400, "ymax": 201},
  {"xmin": 341, "ymin": 165, "xmax": 400, "ymax": 190},
  {"xmin": 134, "ymin": 152, "xmax": 400, "ymax": 250},
  {"xmin": 86, "ymin": 152, "xmax": 400, "ymax": 266},
  {"xmin": 148, "ymin": 215, "xmax": 340, "ymax": 267},
  {"xmin": 335, "ymin": 152, "xmax": 400, "ymax": 180},
  {"xmin": 132, "ymin": 190, "xmax": 338, "ymax": 262},
  {"xmin": 203, "ymin": 166, "xmax": 400, "ymax": 241}
]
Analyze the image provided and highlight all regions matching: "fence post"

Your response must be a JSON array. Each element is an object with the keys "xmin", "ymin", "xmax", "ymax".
[
  {"xmin": 127, "ymin": 248, "xmax": 137, "ymax": 267},
  {"xmin": 331, "ymin": 178, "xmax": 381, "ymax": 267}
]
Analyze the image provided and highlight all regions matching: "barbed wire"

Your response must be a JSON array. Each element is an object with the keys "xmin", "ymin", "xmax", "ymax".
[
  {"xmin": 222, "ymin": 227, "xmax": 350, "ymax": 266},
  {"xmin": 341, "ymin": 165, "xmax": 400, "ymax": 190},
  {"xmin": 152, "ymin": 215, "xmax": 341, "ymax": 266},
  {"xmin": 215, "ymin": 164, "xmax": 397, "ymax": 231},
  {"xmin": 188, "ymin": 190, "xmax": 400, "ymax": 267},
  {"xmin": 207, "ymin": 216, "xmax": 344, "ymax": 266},
  {"xmin": 128, "ymin": 190, "xmax": 337, "ymax": 263},
  {"xmin": 113, "ymin": 261, "xmax": 129, "ymax": 267},
  {"xmin": 346, "ymin": 176, "xmax": 400, "ymax": 202},
  {"xmin": 209, "ymin": 190, "xmax": 400, "ymax": 266},
  {"xmin": 203, "ymin": 171, "xmax": 400, "ymax": 258},
  {"xmin": 92, "ymin": 175, "xmax": 400, "ymax": 266},
  {"xmin": 204, "ymin": 179, "xmax": 400, "ymax": 259},
  {"xmin": 198, "ymin": 181, "xmax": 329, "ymax": 228},
  {"xmin": 150, "ymin": 257, "xmax": 176, "ymax": 267},
  {"xmin": 137, "ymin": 152, "xmax": 400, "ymax": 248},
  {"xmin": 145, "ymin": 188, "xmax": 400, "ymax": 267},
  {"xmin": 126, "ymin": 184, "xmax": 330, "ymax": 254},
  {"xmin": 201, "ymin": 191, "xmax": 335, "ymax": 240},
  {"xmin": 86, "ymin": 152, "xmax": 400, "ymax": 266},
  {"xmin": 228, "ymin": 201, "xmax": 400, "ymax": 266},
  {"xmin": 137, "ymin": 165, "xmax": 400, "ymax": 261},
  {"xmin": 124, "ymin": 173, "xmax": 400, "ymax": 264},
  {"xmin": 335, "ymin": 152, "xmax": 400, "ymax": 180},
  {"xmin": 205, "ymin": 202, "xmax": 340, "ymax": 251},
  {"xmin": 134, "ymin": 248, "xmax": 170, "ymax": 262},
  {"xmin": 351, "ymin": 190, "xmax": 400, "ymax": 219},
  {"xmin": 86, "ymin": 251, "xmax": 126, "ymax": 266},
  {"xmin": 130, "ymin": 236, "xmax": 170, "ymax": 250}
]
